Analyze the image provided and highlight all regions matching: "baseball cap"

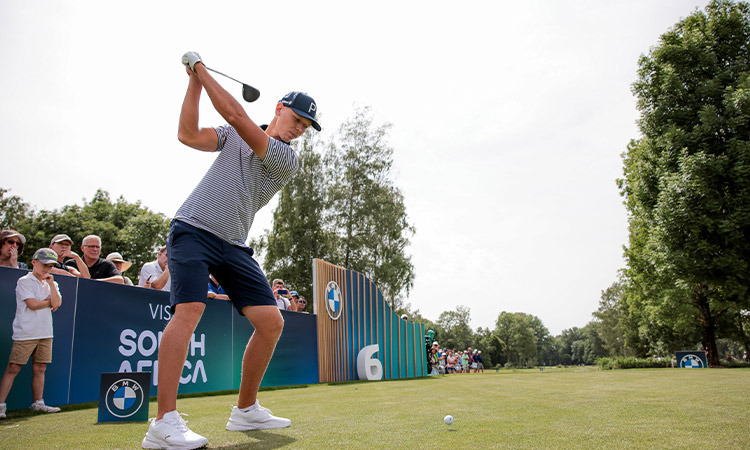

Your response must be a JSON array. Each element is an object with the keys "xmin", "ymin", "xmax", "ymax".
[
  {"xmin": 106, "ymin": 252, "xmax": 133, "ymax": 272},
  {"xmin": 33, "ymin": 248, "xmax": 58, "ymax": 265},
  {"xmin": 50, "ymin": 234, "xmax": 73, "ymax": 245},
  {"xmin": 279, "ymin": 92, "xmax": 321, "ymax": 131},
  {"xmin": 290, "ymin": 291, "xmax": 299, "ymax": 297}
]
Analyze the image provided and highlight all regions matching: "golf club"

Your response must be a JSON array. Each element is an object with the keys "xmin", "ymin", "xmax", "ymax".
[{"xmin": 205, "ymin": 66, "xmax": 260, "ymax": 103}]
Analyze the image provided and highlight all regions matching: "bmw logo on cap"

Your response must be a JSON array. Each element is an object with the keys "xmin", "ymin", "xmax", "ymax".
[
  {"xmin": 105, "ymin": 378, "xmax": 145, "ymax": 418},
  {"xmin": 325, "ymin": 281, "xmax": 342, "ymax": 320}
]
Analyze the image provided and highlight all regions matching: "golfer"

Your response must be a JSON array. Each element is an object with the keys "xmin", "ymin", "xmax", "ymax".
[{"xmin": 142, "ymin": 52, "xmax": 320, "ymax": 450}]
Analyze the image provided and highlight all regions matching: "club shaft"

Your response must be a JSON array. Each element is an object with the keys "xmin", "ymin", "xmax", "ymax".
[{"xmin": 206, "ymin": 66, "xmax": 245, "ymax": 86}]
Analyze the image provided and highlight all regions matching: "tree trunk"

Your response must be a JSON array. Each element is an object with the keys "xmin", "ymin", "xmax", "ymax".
[{"xmin": 694, "ymin": 284, "xmax": 720, "ymax": 367}]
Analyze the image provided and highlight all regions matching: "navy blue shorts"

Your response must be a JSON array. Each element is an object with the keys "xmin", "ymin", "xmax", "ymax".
[{"xmin": 167, "ymin": 220, "xmax": 276, "ymax": 314}]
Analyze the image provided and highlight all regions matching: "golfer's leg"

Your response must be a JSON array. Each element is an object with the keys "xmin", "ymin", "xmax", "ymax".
[
  {"xmin": 156, "ymin": 302, "xmax": 205, "ymax": 420},
  {"xmin": 237, "ymin": 305, "xmax": 284, "ymax": 408}
]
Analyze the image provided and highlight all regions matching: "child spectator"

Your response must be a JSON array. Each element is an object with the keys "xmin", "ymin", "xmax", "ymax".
[
  {"xmin": 0, "ymin": 230, "xmax": 28, "ymax": 270},
  {"xmin": 0, "ymin": 248, "xmax": 63, "ymax": 418}
]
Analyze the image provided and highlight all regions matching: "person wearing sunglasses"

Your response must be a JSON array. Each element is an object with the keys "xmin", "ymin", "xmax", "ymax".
[{"xmin": 0, "ymin": 230, "xmax": 28, "ymax": 270}]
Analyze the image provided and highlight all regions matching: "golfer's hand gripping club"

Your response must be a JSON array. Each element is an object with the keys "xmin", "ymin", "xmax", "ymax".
[{"xmin": 182, "ymin": 52, "xmax": 203, "ymax": 71}]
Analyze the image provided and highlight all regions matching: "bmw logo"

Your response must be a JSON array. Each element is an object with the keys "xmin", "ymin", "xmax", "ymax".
[
  {"xmin": 680, "ymin": 354, "xmax": 705, "ymax": 368},
  {"xmin": 105, "ymin": 378, "xmax": 145, "ymax": 418},
  {"xmin": 325, "ymin": 281, "xmax": 342, "ymax": 320}
]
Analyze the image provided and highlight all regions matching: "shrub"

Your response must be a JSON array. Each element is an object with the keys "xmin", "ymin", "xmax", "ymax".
[{"xmin": 596, "ymin": 356, "xmax": 674, "ymax": 370}]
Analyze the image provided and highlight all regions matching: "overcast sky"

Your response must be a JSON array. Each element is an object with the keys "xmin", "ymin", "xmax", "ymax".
[{"xmin": 1, "ymin": 0, "xmax": 711, "ymax": 335}]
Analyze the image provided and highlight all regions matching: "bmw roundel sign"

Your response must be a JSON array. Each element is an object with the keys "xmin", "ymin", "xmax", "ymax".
[{"xmin": 325, "ymin": 281, "xmax": 342, "ymax": 320}]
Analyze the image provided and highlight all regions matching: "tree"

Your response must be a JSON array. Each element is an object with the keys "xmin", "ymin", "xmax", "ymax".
[
  {"xmin": 326, "ymin": 106, "xmax": 415, "ymax": 310},
  {"xmin": 593, "ymin": 281, "xmax": 628, "ymax": 356},
  {"xmin": 436, "ymin": 306, "xmax": 474, "ymax": 350},
  {"xmin": 254, "ymin": 131, "xmax": 337, "ymax": 307},
  {"xmin": 0, "ymin": 188, "xmax": 29, "ymax": 230},
  {"xmin": 619, "ymin": 0, "xmax": 750, "ymax": 366},
  {"xmin": 494, "ymin": 312, "xmax": 541, "ymax": 367}
]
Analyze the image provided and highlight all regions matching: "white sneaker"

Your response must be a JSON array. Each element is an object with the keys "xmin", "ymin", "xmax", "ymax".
[
  {"xmin": 142, "ymin": 411, "xmax": 208, "ymax": 450},
  {"xmin": 29, "ymin": 400, "xmax": 60, "ymax": 413},
  {"xmin": 226, "ymin": 401, "xmax": 291, "ymax": 431},
  {"xmin": 0, "ymin": 402, "xmax": 6, "ymax": 419}
]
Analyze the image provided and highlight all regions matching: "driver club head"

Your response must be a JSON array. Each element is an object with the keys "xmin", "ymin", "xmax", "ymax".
[{"xmin": 242, "ymin": 84, "xmax": 261, "ymax": 103}]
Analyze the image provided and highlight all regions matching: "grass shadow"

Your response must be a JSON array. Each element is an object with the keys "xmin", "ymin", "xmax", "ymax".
[{"xmin": 213, "ymin": 429, "xmax": 297, "ymax": 449}]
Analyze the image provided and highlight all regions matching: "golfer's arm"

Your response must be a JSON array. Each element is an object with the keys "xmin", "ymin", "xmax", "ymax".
[
  {"xmin": 178, "ymin": 71, "xmax": 219, "ymax": 152},
  {"xmin": 193, "ymin": 64, "xmax": 270, "ymax": 159}
]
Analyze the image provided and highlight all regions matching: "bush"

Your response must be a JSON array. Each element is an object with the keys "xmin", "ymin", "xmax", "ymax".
[
  {"xmin": 597, "ymin": 357, "xmax": 674, "ymax": 370},
  {"xmin": 719, "ymin": 359, "xmax": 750, "ymax": 368}
]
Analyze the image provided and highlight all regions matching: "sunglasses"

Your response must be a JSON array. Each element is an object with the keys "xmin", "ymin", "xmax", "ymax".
[{"xmin": 5, "ymin": 239, "xmax": 21, "ymax": 246}]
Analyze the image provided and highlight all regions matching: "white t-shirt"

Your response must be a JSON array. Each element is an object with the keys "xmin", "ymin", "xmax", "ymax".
[
  {"xmin": 275, "ymin": 295, "xmax": 291, "ymax": 310},
  {"xmin": 139, "ymin": 260, "xmax": 170, "ymax": 291},
  {"xmin": 13, "ymin": 272, "xmax": 58, "ymax": 340}
]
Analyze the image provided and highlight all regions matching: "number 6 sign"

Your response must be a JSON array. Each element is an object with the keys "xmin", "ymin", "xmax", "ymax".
[{"xmin": 356, "ymin": 344, "xmax": 383, "ymax": 380}]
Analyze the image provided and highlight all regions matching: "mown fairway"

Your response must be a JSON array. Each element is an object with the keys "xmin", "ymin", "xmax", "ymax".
[{"xmin": 1, "ymin": 367, "xmax": 748, "ymax": 449}]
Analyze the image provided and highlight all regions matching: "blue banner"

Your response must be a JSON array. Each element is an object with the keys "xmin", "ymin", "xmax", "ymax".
[{"xmin": 0, "ymin": 267, "xmax": 319, "ymax": 411}]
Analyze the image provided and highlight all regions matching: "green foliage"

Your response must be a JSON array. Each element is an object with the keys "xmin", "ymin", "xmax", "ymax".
[
  {"xmin": 252, "ymin": 131, "xmax": 337, "ymax": 310},
  {"xmin": 596, "ymin": 356, "xmax": 674, "ymax": 370},
  {"xmin": 0, "ymin": 188, "xmax": 30, "ymax": 230},
  {"xmin": 493, "ymin": 311, "xmax": 554, "ymax": 367},
  {"xmin": 257, "ymin": 105, "xmax": 415, "ymax": 311},
  {"xmin": 436, "ymin": 306, "xmax": 473, "ymax": 350},
  {"xmin": 2, "ymin": 188, "xmax": 170, "ymax": 280},
  {"xmin": 619, "ymin": 0, "xmax": 750, "ymax": 366}
]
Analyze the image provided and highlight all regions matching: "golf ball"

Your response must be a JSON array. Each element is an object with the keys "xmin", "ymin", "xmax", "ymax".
[{"xmin": 444, "ymin": 415, "xmax": 454, "ymax": 425}]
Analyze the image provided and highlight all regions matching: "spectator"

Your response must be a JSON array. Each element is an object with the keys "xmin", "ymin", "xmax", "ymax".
[
  {"xmin": 64, "ymin": 235, "xmax": 123, "ymax": 284},
  {"xmin": 271, "ymin": 279, "xmax": 296, "ymax": 311},
  {"xmin": 476, "ymin": 350, "xmax": 485, "ymax": 372},
  {"xmin": 106, "ymin": 252, "xmax": 134, "ymax": 286},
  {"xmin": 472, "ymin": 349, "xmax": 479, "ymax": 373},
  {"xmin": 461, "ymin": 350, "xmax": 470, "ymax": 374},
  {"xmin": 429, "ymin": 346, "xmax": 439, "ymax": 375},
  {"xmin": 207, "ymin": 274, "xmax": 230, "ymax": 301},
  {"xmin": 48, "ymin": 234, "xmax": 90, "ymax": 278},
  {"xmin": 0, "ymin": 248, "xmax": 62, "ymax": 419},
  {"xmin": 294, "ymin": 294, "xmax": 309, "ymax": 313},
  {"xmin": 139, "ymin": 245, "xmax": 170, "ymax": 291},
  {"xmin": 0, "ymin": 230, "xmax": 28, "ymax": 270},
  {"xmin": 446, "ymin": 350, "xmax": 458, "ymax": 374},
  {"xmin": 437, "ymin": 348, "xmax": 447, "ymax": 374}
]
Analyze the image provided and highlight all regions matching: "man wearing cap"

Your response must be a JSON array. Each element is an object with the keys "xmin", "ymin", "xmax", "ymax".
[
  {"xmin": 64, "ymin": 235, "xmax": 123, "ymax": 284},
  {"xmin": 140, "ymin": 52, "xmax": 320, "ymax": 450},
  {"xmin": 138, "ymin": 246, "xmax": 169, "ymax": 291},
  {"xmin": 49, "ymin": 234, "xmax": 90, "ymax": 278},
  {"xmin": 0, "ymin": 230, "xmax": 28, "ymax": 270},
  {"xmin": 106, "ymin": 252, "xmax": 134, "ymax": 286}
]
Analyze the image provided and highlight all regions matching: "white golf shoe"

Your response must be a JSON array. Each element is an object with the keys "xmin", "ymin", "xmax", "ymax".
[
  {"xmin": 29, "ymin": 400, "xmax": 60, "ymax": 413},
  {"xmin": 142, "ymin": 411, "xmax": 208, "ymax": 450},
  {"xmin": 226, "ymin": 401, "xmax": 291, "ymax": 431}
]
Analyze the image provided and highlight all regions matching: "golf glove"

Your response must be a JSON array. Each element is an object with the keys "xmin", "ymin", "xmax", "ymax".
[{"xmin": 182, "ymin": 52, "xmax": 203, "ymax": 71}]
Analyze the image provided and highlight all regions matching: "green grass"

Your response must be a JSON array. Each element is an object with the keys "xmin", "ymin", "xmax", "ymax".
[{"xmin": 1, "ymin": 367, "xmax": 749, "ymax": 449}]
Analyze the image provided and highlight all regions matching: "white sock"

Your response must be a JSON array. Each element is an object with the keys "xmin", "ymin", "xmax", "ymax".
[
  {"xmin": 159, "ymin": 410, "xmax": 179, "ymax": 423},
  {"xmin": 240, "ymin": 400, "xmax": 259, "ymax": 412}
]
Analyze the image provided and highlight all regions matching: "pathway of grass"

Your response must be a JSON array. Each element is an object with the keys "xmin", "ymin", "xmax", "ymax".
[{"xmin": 1, "ymin": 367, "xmax": 748, "ymax": 449}]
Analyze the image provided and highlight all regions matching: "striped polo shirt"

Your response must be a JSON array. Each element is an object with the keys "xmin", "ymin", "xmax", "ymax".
[{"xmin": 174, "ymin": 125, "xmax": 299, "ymax": 247}]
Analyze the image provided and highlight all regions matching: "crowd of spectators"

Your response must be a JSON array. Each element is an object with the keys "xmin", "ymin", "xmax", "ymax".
[
  {"xmin": 428, "ymin": 341, "xmax": 484, "ymax": 375},
  {"xmin": 0, "ymin": 229, "xmax": 312, "ymax": 313},
  {"xmin": 0, "ymin": 228, "xmax": 317, "ymax": 419}
]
